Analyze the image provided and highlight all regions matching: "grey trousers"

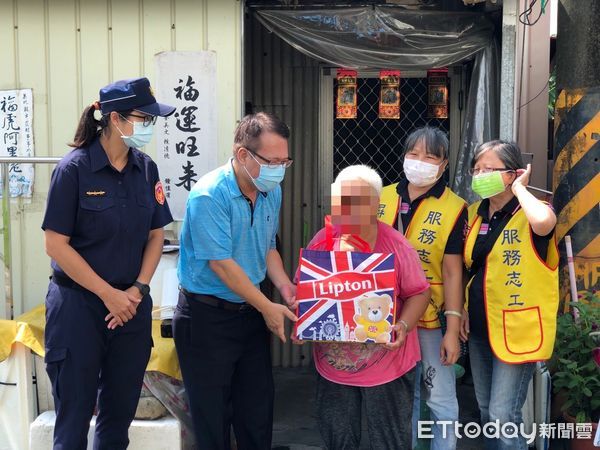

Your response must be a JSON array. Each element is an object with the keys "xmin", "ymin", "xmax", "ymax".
[{"xmin": 316, "ymin": 369, "xmax": 416, "ymax": 450}]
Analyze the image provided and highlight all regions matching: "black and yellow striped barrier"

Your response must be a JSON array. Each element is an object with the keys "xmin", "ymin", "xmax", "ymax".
[{"xmin": 552, "ymin": 87, "xmax": 600, "ymax": 308}]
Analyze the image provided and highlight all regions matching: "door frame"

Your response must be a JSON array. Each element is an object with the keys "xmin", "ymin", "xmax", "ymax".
[{"xmin": 318, "ymin": 67, "xmax": 465, "ymax": 215}]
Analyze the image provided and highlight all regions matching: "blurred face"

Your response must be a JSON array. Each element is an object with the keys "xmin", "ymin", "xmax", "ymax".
[
  {"xmin": 236, "ymin": 131, "xmax": 290, "ymax": 179},
  {"xmin": 330, "ymin": 179, "xmax": 378, "ymax": 234},
  {"xmin": 404, "ymin": 138, "xmax": 447, "ymax": 178}
]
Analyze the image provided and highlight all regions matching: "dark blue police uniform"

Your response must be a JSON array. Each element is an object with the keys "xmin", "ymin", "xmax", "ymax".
[{"xmin": 42, "ymin": 102, "xmax": 173, "ymax": 448}]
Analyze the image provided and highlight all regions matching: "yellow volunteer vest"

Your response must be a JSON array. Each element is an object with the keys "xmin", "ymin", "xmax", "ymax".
[
  {"xmin": 379, "ymin": 183, "xmax": 401, "ymax": 226},
  {"xmin": 379, "ymin": 184, "xmax": 466, "ymax": 328},
  {"xmin": 464, "ymin": 201, "xmax": 559, "ymax": 363}
]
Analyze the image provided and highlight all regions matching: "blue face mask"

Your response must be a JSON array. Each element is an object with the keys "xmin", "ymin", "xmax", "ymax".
[
  {"xmin": 244, "ymin": 153, "xmax": 287, "ymax": 192},
  {"xmin": 117, "ymin": 120, "xmax": 154, "ymax": 149}
]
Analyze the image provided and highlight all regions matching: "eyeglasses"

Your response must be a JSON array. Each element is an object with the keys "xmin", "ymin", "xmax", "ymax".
[
  {"xmin": 247, "ymin": 149, "xmax": 293, "ymax": 169},
  {"xmin": 126, "ymin": 113, "xmax": 157, "ymax": 127},
  {"xmin": 468, "ymin": 167, "xmax": 515, "ymax": 176}
]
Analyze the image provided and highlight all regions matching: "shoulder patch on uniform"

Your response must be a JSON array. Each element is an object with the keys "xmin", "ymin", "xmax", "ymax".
[{"xmin": 155, "ymin": 181, "xmax": 165, "ymax": 205}]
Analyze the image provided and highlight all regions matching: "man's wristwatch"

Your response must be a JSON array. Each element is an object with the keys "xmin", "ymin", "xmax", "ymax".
[{"xmin": 133, "ymin": 281, "xmax": 150, "ymax": 297}]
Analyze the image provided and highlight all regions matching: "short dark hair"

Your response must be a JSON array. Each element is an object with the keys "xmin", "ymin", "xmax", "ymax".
[
  {"xmin": 403, "ymin": 126, "xmax": 449, "ymax": 160},
  {"xmin": 471, "ymin": 140, "xmax": 524, "ymax": 171},
  {"xmin": 233, "ymin": 112, "xmax": 290, "ymax": 153}
]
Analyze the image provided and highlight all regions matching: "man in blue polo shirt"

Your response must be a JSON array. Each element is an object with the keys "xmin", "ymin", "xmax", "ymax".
[{"xmin": 174, "ymin": 112, "xmax": 297, "ymax": 450}]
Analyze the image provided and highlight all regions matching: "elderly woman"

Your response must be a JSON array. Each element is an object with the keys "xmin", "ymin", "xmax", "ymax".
[
  {"xmin": 298, "ymin": 165, "xmax": 430, "ymax": 449},
  {"xmin": 463, "ymin": 140, "xmax": 558, "ymax": 450}
]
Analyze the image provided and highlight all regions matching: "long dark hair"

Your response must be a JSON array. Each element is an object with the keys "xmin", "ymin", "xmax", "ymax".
[{"xmin": 69, "ymin": 105, "xmax": 132, "ymax": 148}]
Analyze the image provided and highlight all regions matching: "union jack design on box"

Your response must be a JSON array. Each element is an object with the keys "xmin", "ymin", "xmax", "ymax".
[{"xmin": 293, "ymin": 249, "xmax": 397, "ymax": 343}]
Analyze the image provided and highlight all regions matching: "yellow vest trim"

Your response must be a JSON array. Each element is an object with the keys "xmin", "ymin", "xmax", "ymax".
[
  {"xmin": 378, "ymin": 183, "xmax": 400, "ymax": 226},
  {"xmin": 464, "ymin": 201, "xmax": 559, "ymax": 363},
  {"xmin": 380, "ymin": 184, "xmax": 466, "ymax": 328}
]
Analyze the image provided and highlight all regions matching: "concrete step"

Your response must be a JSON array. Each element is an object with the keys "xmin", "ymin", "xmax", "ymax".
[{"xmin": 30, "ymin": 411, "xmax": 181, "ymax": 450}]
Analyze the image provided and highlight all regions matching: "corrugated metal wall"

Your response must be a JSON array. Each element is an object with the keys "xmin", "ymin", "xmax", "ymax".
[
  {"xmin": 245, "ymin": 11, "xmax": 322, "ymax": 367},
  {"xmin": 245, "ymin": 11, "xmax": 469, "ymax": 368},
  {"xmin": 0, "ymin": 0, "xmax": 242, "ymax": 317}
]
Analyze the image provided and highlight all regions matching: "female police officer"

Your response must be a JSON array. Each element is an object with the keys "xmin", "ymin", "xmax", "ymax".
[{"xmin": 42, "ymin": 77, "xmax": 174, "ymax": 449}]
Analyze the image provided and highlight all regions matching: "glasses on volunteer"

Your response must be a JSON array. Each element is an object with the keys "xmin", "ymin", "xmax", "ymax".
[
  {"xmin": 468, "ymin": 167, "xmax": 516, "ymax": 176},
  {"xmin": 126, "ymin": 113, "xmax": 158, "ymax": 128},
  {"xmin": 247, "ymin": 149, "xmax": 294, "ymax": 169}
]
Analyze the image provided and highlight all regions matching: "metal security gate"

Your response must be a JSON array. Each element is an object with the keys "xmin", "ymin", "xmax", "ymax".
[
  {"xmin": 333, "ymin": 77, "xmax": 451, "ymax": 186},
  {"xmin": 319, "ymin": 69, "xmax": 465, "ymax": 213}
]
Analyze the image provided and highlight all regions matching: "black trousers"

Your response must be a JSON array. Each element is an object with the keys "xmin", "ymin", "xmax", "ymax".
[
  {"xmin": 44, "ymin": 281, "xmax": 152, "ymax": 450},
  {"xmin": 172, "ymin": 292, "xmax": 274, "ymax": 450},
  {"xmin": 316, "ymin": 370, "xmax": 416, "ymax": 450}
]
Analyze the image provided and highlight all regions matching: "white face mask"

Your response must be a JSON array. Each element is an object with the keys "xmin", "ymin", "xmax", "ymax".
[
  {"xmin": 115, "ymin": 117, "xmax": 154, "ymax": 149},
  {"xmin": 403, "ymin": 158, "xmax": 443, "ymax": 187}
]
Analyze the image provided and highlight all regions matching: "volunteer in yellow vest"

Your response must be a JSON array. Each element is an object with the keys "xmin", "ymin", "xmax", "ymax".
[
  {"xmin": 463, "ymin": 140, "xmax": 558, "ymax": 450},
  {"xmin": 379, "ymin": 127, "xmax": 466, "ymax": 450}
]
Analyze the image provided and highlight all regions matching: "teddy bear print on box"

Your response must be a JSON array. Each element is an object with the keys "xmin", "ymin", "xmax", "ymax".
[{"xmin": 294, "ymin": 249, "xmax": 397, "ymax": 343}]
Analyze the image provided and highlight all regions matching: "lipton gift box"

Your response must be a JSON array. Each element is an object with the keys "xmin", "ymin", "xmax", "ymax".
[{"xmin": 293, "ymin": 249, "xmax": 397, "ymax": 343}]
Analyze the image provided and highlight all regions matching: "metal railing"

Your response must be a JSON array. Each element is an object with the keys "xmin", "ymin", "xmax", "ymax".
[{"xmin": 0, "ymin": 157, "xmax": 61, "ymax": 319}]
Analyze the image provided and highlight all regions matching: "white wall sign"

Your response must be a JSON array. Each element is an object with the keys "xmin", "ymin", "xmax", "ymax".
[
  {"xmin": 155, "ymin": 51, "xmax": 218, "ymax": 220},
  {"xmin": 0, "ymin": 89, "xmax": 34, "ymax": 197}
]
